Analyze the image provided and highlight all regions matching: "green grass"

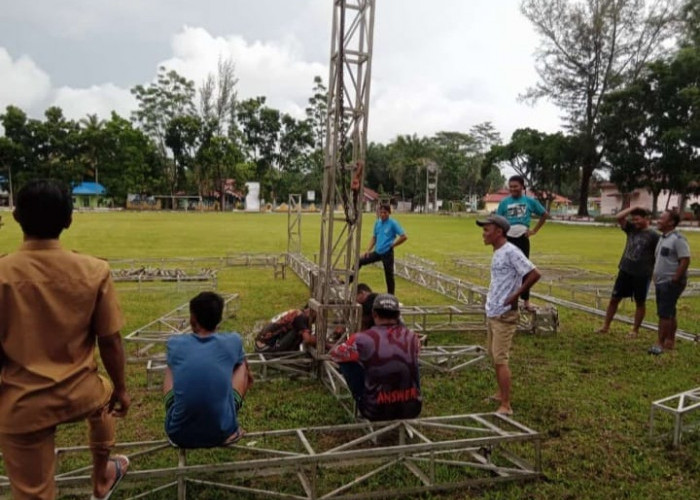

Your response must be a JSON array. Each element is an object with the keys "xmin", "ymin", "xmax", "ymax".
[{"xmin": 0, "ymin": 211, "xmax": 699, "ymax": 499}]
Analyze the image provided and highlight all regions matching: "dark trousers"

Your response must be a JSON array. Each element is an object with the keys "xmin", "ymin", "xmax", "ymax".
[
  {"xmin": 359, "ymin": 248, "xmax": 395, "ymax": 294},
  {"xmin": 338, "ymin": 362, "xmax": 365, "ymax": 403},
  {"xmin": 507, "ymin": 235, "xmax": 531, "ymax": 301}
]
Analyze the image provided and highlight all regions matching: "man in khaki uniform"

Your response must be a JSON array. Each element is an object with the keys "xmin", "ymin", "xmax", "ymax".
[{"xmin": 0, "ymin": 180, "xmax": 130, "ymax": 499}]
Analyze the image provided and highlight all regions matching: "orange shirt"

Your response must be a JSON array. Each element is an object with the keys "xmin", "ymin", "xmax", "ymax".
[{"xmin": 0, "ymin": 240, "xmax": 124, "ymax": 433}]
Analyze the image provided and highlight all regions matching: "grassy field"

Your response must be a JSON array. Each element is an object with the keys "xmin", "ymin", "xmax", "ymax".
[{"xmin": 0, "ymin": 211, "xmax": 699, "ymax": 499}]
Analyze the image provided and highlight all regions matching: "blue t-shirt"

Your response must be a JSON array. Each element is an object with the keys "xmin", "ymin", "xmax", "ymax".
[
  {"xmin": 373, "ymin": 218, "xmax": 405, "ymax": 255},
  {"xmin": 165, "ymin": 332, "xmax": 245, "ymax": 448},
  {"xmin": 496, "ymin": 195, "xmax": 546, "ymax": 228}
]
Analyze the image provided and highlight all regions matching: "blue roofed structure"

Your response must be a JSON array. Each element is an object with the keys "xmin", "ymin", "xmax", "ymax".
[{"xmin": 72, "ymin": 182, "xmax": 107, "ymax": 208}]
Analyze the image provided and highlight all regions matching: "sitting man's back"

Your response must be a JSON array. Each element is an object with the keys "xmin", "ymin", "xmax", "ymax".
[
  {"xmin": 164, "ymin": 292, "xmax": 252, "ymax": 448},
  {"xmin": 331, "ymin": 293, "xmax": 421, "ymax": 421}
]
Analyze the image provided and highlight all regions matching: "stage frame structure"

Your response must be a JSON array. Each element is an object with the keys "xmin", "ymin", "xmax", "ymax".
[
  {"xmin": 649, "ymin": 387, "xmax": 700, "ymax": 447},
  {"xmin": 0, "ymin": 415, "xmax": 542, "ymax": 500}
]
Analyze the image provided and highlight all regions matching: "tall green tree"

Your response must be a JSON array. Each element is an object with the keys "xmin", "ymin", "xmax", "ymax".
[
  {"xmin": 487, "ymin": 128, "xmax": 580, "ymax": 208},
  {"xmin": 236, "ymin": 97, "xmax": 281, "ymax": 201},
  {"xmin": 521, "ymin": 0, "xmax": 678, "ymax": 215},
  {"xmin": 131, "ymin": 67, "xmax": 197, "ymax": 196}
]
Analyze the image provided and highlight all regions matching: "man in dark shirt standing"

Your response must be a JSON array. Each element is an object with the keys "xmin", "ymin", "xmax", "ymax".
[
  {"xmin": 330, "ymin": 294, "xmax": 421, "ymax": 421},
  {"xmin": 596, "ymin": 206, "xmax": 659, "ymax": 337}
]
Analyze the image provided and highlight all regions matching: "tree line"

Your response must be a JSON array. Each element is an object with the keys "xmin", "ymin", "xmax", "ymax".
[
  {"xmin": 493, "ymin": 0, "xmax": 699, "ymax": 215},
  {"xmin": 0, "ymin": 64, "xmax": 505, "ymax": 210},
  {"xmin": 1, "ymin": 0, "xmax": 697, "ymax": 213}
]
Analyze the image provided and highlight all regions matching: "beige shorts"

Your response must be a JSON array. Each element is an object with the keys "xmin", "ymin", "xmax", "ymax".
[{"xmin": 486, "ymin": 310, "xmax": 519, "ymax": 365}]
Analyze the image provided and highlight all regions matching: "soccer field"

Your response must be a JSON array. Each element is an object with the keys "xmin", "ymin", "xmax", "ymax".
[{"xmin": 1, "ymin": 211, "xmax": 699, "ymax": 499}]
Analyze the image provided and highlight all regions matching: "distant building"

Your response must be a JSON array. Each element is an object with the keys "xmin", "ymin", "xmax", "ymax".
[
  {"xmin": 362, "ymin": 186, "xmax": 380, "ymax": 212},
  {"xmin": 598, "ymin": 183, "xmax": 700, "ymax": 215},
  {"xmin": 72, "ymin": 182, "xmax": 106, "ymax": 208}
]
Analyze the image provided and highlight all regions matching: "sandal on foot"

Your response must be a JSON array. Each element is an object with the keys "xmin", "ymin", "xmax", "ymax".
[
  {"xmin": 90, "ymin": 455, "xmax": 129, "ymax": 500},
  {"xmin": 223, "ymin": 428, "xmax": 246, "ymax": 446},
  {"xmin": 647, "ymin": 345, "xmax": 663, "ymax": 355}
]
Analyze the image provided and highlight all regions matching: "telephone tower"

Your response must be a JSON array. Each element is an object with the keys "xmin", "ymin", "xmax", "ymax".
[{"xmin": 313, "ymin": 0, "xmax": 376, "ymax": 352}]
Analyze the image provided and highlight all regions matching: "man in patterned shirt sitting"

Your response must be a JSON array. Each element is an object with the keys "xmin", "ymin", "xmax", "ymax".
[{"xmin": 330, "ymin": 294, "xmax": 421, "ymax": 421}]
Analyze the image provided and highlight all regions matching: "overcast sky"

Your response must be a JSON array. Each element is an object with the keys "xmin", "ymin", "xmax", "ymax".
[{"xmin": 0, "ymin": 0, "xmax": 563, "ymax": 144}]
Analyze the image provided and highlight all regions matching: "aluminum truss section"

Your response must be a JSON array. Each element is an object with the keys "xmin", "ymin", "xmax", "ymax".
[
  {"xmin": 287, "ymin": 252, "xmax": 317, "ymax": 289},
  {"xmin": 288, "ymin": 194, "xmax": 302, "ymax": 256},
  {"xmin": 394, "ymin": 259, "xmax": 489, "ymax": 306},
  {"xmin": 394, "ymin": 259, "xmax": 559, "ymax": 334},
  {"xmin": 401, "ymin": 304, "xmax": 486, "ymax": 333},
  {"xmin": 650, "ymin": 387, "xmax": 700, "ymax": 447},
  {"xmin": 5, "ymin": 415, "xmax": 541, "ymax": 499},
  {"xmin": 315, "ymin": 0, "xmax": 376, "ymax": 353},
  {"xmin": 146, "ymin": 351, "xmax": 315, "ymax": 389},
  {"xmin": 425, "ymin": 161, "xmax": 438, "ymax": 213},
  {"xmin": 124, "ymin": 293, "xmax": 239, "ymax": 357},
  {"xmin": 112, "ymin": 268, "xmax": 218, "ymax": 293}
]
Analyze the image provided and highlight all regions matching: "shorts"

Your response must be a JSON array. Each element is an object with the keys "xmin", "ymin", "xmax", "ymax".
[
  {"xmin": 486, "ymin": 310, "xmax": 519, "ymax": 365},
  {"xmin": 164, "ymin": 389, "xmax": 244, "ymax": 413},
  {"xmin": 655, "ymin": 280, "xmax": 687, "ymax": 319},
  {"xmin": 612, "ymin": 271, "xmax": 651, "ymax": 304}
]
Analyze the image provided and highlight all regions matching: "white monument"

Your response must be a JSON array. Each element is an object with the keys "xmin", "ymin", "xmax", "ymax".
[{"xmin": 245, "ymin": 182, "xmax": 260, "ymax": 212}]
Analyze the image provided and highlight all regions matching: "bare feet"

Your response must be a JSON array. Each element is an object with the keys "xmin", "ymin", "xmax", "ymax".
[
  {"xmin": 625, "ymin": 330, "xmax": 638, "ymax": 339},
  {"xmin": 495, "ymin": 406, "xmax": 513, "ymax": 416},
  {"xmin": 595, "ymin": 326, "xmax": 609, "ymax": 334}
]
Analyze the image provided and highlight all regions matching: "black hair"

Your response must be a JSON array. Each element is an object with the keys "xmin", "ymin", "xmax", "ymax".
[
  {"xmin": 357, "ymin": 283, "xmax": 372, "ymax": 294},
  {"xmin": 666, "ymin": 210, "xmax": 681, "ymax": 228},
  {"xmin": 15, "ymin": 179, "xmax": 73, "ymax": 239},
  {"xmin": 630, "ymin": 208, "xmax": 649, "ymax": 217},
  {"xmin": 508, "ymin": 175, "xmax": 525, "ymax": 188},
  {"xmin": 379, "ymin": 203, "xmax": 391, "ymax": 213},
  {"xmin": 190, "ymin": 292, "xmax": 224, "ymax": 331}
]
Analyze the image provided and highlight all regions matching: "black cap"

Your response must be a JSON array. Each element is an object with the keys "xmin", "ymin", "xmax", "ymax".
[{"xmin": 372, "ymin": 293, "xmax": 400, "ymax": 312}]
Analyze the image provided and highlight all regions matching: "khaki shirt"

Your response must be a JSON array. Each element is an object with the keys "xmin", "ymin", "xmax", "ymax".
[{"xmin": 0, "ymin": 240, "xmax": 124, "ymax": 433}]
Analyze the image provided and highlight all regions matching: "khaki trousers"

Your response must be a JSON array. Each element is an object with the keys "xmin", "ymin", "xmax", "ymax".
[{"xmin": 0, "ymin": 405, "xmax": 115, "ymax": 500}]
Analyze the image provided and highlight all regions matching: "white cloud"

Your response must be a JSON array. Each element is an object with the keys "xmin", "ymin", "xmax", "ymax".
[
  {"xmin": 0, "ymin": 48, "xmax": 52, "ymax": 110},
  {"xmin": 52, "ymin": 84, "xmax": 136, "ymax": 122},
  {"xmin": 159, "ymin": 26, "xmax": 326, "ymax": 119},
  {"xmin": 1, "ymin": 1, "xmax": 566, "ymax": 143}
]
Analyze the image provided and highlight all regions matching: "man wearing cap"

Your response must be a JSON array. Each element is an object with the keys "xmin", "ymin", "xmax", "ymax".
[
  {"xmin": 477, "ymin": 214, "xmax": 541, "ymax": 415},
  {"xmin": 330, "ymin": 294, "xmax": 421, "ymax": 421}
]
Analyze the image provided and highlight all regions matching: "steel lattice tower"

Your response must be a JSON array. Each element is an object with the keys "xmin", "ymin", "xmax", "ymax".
[{"xmin": 312, "ymin": 0, "xmax": 375, "ymax": 353}]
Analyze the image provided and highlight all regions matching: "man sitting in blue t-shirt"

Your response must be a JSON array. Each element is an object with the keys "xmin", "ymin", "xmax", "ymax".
[{"xmin": 163, "ymin": 292, "xmax": 253, "ymax": 448}]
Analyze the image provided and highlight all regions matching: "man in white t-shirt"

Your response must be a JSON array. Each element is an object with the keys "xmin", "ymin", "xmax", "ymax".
[{"xmin": 476, "ymin": 215, "xmax": 541, "ymax": 415}]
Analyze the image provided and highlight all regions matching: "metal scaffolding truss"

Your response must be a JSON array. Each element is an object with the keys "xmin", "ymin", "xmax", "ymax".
[
  {"xmin": 124, "ymin": 293, "xmax": 239, "ymax": 358},
  {"xmin": 288, "ymin": 194, "xmax": 302, "ymax": 256},
  {"xmin": 110, "ymin": 255, "xmax": 281, "ymax": 271},
  {"xmin": 393, "ymin": 259, "xmax": 559, "ymax": 335},
  {"xmin": 146, "ymin": 350, "xmax": 315, "ymax": 389},
  {"xmin": 649, "ymin": 387, "xmax": 700, "ymax": 447},
  {"xmin": 394, "ymin": 259, "xmax": 489, "ymax": 306},
  {"xmin": 314, "ymin": 0, "xmax": 376, "ymax": 352},
  {"xmin": 0, "ymin": 415, "xmax": 540, "ymax": 499}
]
